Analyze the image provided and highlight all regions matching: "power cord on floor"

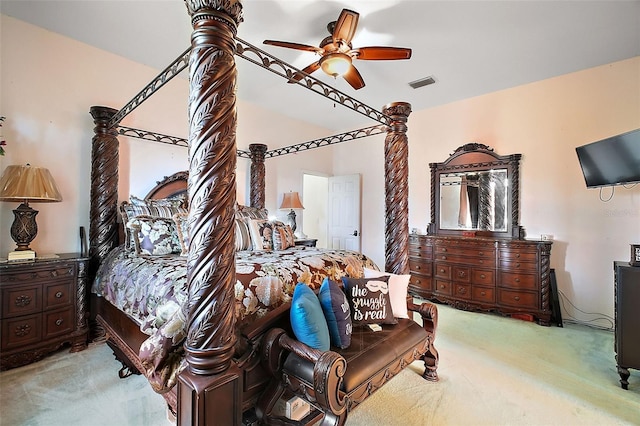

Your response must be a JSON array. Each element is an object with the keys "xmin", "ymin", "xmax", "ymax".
[{"xmin": 557, "ymin": 289, "xmax": 614, "ymax": 331}]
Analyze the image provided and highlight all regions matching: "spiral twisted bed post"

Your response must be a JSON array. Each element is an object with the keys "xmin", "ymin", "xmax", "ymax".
[
  {"xmin": 178, "ymin": 1, "xmax": 244, "ymax": 424},
  {"xmin": 383, "ymin": 102, "xmax": 412, "ymax": 275},
  {"xmin": 249, "ymin": 143, "xmax": 267, "ymax": 209},
  {"xmin": 88, "ymin": 106, "xmax": 120, "ymax": 278}
]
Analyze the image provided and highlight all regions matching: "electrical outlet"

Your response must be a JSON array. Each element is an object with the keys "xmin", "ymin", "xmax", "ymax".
[{"xmin": 541, "ymin": 234, "xmax": 554, "ymax": 241}]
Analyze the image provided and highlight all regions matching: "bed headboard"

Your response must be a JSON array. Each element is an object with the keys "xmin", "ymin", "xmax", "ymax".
[{"xmin": 145, "ymin": 171, "xmax": 188, "ymax": 199}]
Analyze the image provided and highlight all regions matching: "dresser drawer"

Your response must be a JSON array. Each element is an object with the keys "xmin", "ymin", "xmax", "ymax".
[
  {"xmin": 44, "ymin": 282, "xmax": 73, "ymax": 309},
  {"xmin": 472, "ymin": 286, "xmax": 495, "ymax": 303},
  {"xmin": 499, "ymin": 250, "xmax": 538, "ymax": 262},
  {"xmin": 500, "ymin": 272, "xmax": 537, "ymax": 290},
  {"xmin": 1, "ymin": 285, "xmax": 42, "ymax": 318},
  {"xmin": 435, "ymin": 253, "xmax": 494, "ymax": 267},
  {"xmin": 434, "ymin": 279, "xmax": 452, "ymax": 295},
  {"xmin": 2, "ymin": 313, "xmax": 42, "ymax": 350},
  {"xmin": 44, "ymin": 307, "xmax": 74, "ymax": 338},
  {"xmin": 434, "ymin": 263, "xmax": 451, "ymax": 279},
  {"xmin": 499, "ymin": 259, "xmax": 537, "ymax": 272},
  {"xmin": 454, "ymin": 283, "xmax": 472, "ymax": 300},
  {"xmin": 435, "ymin": 245, "xmax": 495, "ymax": 260},
  {"xmin": 497, "ymin": 289, "xmax": 538, "ymax": 310},
  {"xmin": 409, "ymin": 274, "xmax": 432, "ymax": 292},
  {"xmin": 452, "ymin": 266, "xmax": 471, "ymax": 283},
  {"xmin": 472, "ymin": 269, "xmax": 495, "ymax": 285},
  {"xmin": 408, "ymin": 243, "xmax": 432, "ymax": 258},
  {"xmin": 409, "ymin": 258, "xmax": 432, "ymax": 277}
]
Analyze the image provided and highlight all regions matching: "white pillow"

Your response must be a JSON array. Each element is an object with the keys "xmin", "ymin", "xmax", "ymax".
[{"xmin": 363, "ymin": 267, "xmax": 410, "ymax": 319}]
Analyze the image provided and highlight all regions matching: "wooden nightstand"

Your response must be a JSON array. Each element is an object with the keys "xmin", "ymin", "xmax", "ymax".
[
  {"xmin": 0, "ymin": 253, "xmax": 89, "ymax": 370},
  {"xmin": 294, "ymin": 238, "xmax": 318, "ymax": 248}
]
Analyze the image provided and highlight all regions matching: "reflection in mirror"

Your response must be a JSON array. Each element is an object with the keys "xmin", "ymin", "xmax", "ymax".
[{"xmin": 439, "ymin": 170, "xmax": 508, "ymax": 231}]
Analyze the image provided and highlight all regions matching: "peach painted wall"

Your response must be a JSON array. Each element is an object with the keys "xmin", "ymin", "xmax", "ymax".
[
  {"xmin": 334, "ymin": 56, "xmax": 640, "ymax": 326},
  {"xmin": 0, "ymin": 15, "xmax": 333, "ymax": 256}
]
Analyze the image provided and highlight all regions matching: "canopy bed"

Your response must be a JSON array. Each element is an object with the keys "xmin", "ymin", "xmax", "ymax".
[{"xmin": 88, "ymin": 1, "xmax": 438, "ymax": 425}]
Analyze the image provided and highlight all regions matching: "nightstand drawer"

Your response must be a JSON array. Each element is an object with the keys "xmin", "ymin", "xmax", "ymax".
[
  {"xmin": 44, "ymin": 307, "xmax": 74, "ymax": 338},
  {"xmin": 1, "ymin": 264, "xmax": 76, "ymax": 284},
  {"xmin": 1, "ymin": 285, "xmax": 42, "ymax": 318},
  {"xmin": 2, "ymin": 313, "xmax": 42, "ymax": 350},
  {"xmin": 44, "ymin": 282, "xmax": 72, "ymax": 309}
]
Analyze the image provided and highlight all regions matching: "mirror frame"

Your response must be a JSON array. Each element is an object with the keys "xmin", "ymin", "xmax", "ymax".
[{"xmin": 428, "ymin": 143, "xmax": 524, "ymax": 239}]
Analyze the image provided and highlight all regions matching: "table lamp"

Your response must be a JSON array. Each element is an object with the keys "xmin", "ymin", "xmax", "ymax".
[
  {"xmin": 279, "ymin": 191, "xmax": 305, "ymax": 238},
  {"xmin": 0, "ymin": 164, "xmax": 62, "ymax": 260}
]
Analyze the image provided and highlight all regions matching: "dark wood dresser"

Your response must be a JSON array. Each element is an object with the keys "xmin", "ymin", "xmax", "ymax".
[
  {"xmin": 614, "ymin": 261, "xmax": 640, "ymax": 389},
  {"xmin": 409, "ymin": 234, "xmax": 553, "ymax": 325},
  {"xmin": 0, "ymin": 253, "xmax": 89, "ymax": 370}
]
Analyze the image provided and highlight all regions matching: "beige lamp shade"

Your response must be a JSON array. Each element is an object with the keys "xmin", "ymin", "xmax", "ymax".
[
  {"xmin": 0, "ymin": 164, "xmax": 62, "ymax": 203},
  {"xmin": 279, "ymin": 191, "xmax": 304, "ymax": 210}
]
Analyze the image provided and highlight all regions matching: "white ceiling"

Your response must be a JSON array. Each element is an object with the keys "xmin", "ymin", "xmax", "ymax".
[{"xmin": 2, "ymin": 0, "xmax": 639, "ymax": 133}]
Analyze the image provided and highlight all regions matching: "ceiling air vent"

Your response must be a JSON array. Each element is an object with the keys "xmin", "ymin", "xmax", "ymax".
[{"xmin": 409, "ymin": 76, "xmax": 436, "ymax": 89}]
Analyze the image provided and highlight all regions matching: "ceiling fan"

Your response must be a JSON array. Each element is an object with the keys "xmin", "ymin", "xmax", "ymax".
[{"xmin": 263, "ymin": 8, "xmax": 411, "ymax": 90}]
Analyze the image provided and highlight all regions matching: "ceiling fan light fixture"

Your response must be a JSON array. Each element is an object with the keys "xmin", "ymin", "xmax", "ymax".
[{"xmin": 319, "ymin": 52, "xmax": 352, "ymax": 77}]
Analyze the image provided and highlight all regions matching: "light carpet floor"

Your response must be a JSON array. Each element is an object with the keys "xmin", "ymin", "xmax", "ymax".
[{"xmin": 1, "ymin": 304, "xmax": 638, "ymax": 425}]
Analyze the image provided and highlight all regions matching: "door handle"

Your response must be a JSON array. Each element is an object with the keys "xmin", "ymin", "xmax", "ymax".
[{"xmin": 353, "ymin": 230, "xmax": 359, "ymax": 236}]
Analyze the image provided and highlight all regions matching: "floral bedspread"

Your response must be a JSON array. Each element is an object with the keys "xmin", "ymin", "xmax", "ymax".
[{"xmin": 92, "ymin": 246, "xmax": 378, "ymax": 393}]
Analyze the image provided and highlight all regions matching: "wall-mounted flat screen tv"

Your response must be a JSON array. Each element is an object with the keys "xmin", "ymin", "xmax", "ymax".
[{"xmin": 575, "ymin": 128, "xmax": 640, "ymax": 188}]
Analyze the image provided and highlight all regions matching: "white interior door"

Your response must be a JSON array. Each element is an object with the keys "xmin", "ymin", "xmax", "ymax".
[{"xmin": 327, "ymin": 174, "xmax": 361, "ymax": 251}]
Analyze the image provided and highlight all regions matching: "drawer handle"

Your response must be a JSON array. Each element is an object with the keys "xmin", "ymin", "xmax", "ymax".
[
  {"xmin": 479, "ymin": 260, "xmax": 484, "ymax": 264},
  {"xmin": 516, "ymin": 254, "xmax": 521, "ymax": 258},
  {"xmin": 440, "ymin": 284, "xmax": 446, "ymax": 289},
  {"xmin": 15, "ymin": 295, "xmax": 32, "ymax": 307},
  {"xmin": 480, "ymin": 291, "xmax": 486, "ymax": 296},
  {"xmin": 458, "ymin": 271, "xmax": 466, "ymax": 278},
  {"xmin": 479, "ymin": 251, "xmax": 484, "ymax": 256},
  {"xmin": 440, "ymin": 269, "xmax": 446, "ymax": 274},
  {"xmin": 55, "ymin": 319, "xmax": 64, "ymax": 326},
  {"xmin": 514, "ymin": 296, "xmax": 520, "ymax": 301},
  {"xmin": 457, "ymin": 286, "xmax": 467, "ymax": 294},
  {"xmin": 416, "ymin": 265, "xmax": 421, "ymax": 270},
  {"xmin": 515, "ymin": 278, "xmax": 520, "ymax": 283},
  {"xmin": 15, "ymin": 324, "xmax": 32, "ymax": 337},
  {"xmin": 441, "ymin": 255, "xmax": 447, "ymax": 260},
  {"xmin": 440, "ymin": 248, "xmax": 447, "ymax": 252},
  {"xmin": 515, "ymin": 262, "xmax": 521, "ymax": 268},
  {"xmin": 50, "ymin": 270, "xmax": 59, "ymax": 277},
  {"xmin": 55, "ymin": 291, "xmax": 64, "ymax": 298},
  {"xmin": 480, "ymin": 274, "xmax": 486, "ymax": 279}
]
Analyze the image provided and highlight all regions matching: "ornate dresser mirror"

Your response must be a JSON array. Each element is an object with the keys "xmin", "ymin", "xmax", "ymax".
[{"xmin": 427, "ymin": 143, "xmax": 524, "ymax": 239}]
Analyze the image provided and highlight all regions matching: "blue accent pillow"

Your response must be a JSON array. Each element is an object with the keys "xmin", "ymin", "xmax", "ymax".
[
  {"xmin": 290, "ymin": 283, "xmax": 330, "ymax": 351},
  {"xmin": 318, "ymin": 278, "xmax": 352, "ymax": 349}
]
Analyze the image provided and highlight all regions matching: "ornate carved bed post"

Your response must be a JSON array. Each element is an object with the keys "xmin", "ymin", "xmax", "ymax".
[
  {"xmin": 88, "ymin": 106, "xmax": 120, "ymax": 278},
  {"xmin": 249, "ymin": 143, "xmax": 267, "ymax": 209},
  {"xmin": 180, "ymin": 1, "xmax": 244, "ymax": 425},
  {"xmin": 383, "ymin": 102, "xmax": 412, "ymax": 275}
]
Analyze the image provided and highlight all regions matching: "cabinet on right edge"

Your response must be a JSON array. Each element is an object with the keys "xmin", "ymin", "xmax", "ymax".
[{"xmin": 614, "ymin": 261, "xmax": 640, "ymax": 389}]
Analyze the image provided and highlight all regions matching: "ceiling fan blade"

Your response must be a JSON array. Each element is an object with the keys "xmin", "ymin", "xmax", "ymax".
[
  {"xmin": 289, "ymin": 61, "xmax": 321, "ymax": 83},
  {"xmin": 353, "ymin": 46, "xmax": 412, "ymax": 60},
  {"xmin": 263, "ymin": 40, "xmax": 323, "ymax": 54},
  {"xmin": 343, "ymin": 64, "xmax": 365, "ymax": 90},
  {"xmin": 333, "ymin": 9, "xmax": 359, "ymax": 44}
]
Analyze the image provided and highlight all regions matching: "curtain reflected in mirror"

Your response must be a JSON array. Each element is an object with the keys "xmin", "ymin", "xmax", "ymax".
[{"xmin": 440, "ymin": 170, "xmax": 508, "ymax": 231}]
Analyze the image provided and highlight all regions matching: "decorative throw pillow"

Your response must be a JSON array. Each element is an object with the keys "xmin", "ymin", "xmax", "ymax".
[
  {"xmin": 290, "ymin": 283, "xmax": 330, "ymax": 351},
  {"xmin": 120, "ymin": 197, "xmax": 187, "ymax": 251},
  {"xmin": 172, "ymin": 212, "xmax": 190, "ymax": 256},
  {"xmin": 272, "ymin": 221, "xmax": 295, "ymax": 250},
  {"xmin": 342, "ymin": 276, "xmax": 396, "ymax": 325},
  {"xmin": 127, "ymin": 215, "xmax": 181, "ymax": 256},
  {"xmin": 363, "ymin": 267, "xmax": 410, "ymax": 319},
  {"xmin": 318, "ymin": 278, "xmax": 352, "ymax": 349},
  {"xmin": 235, "ymin": 204, "xmax": 269, "ymax": 220},
  {"xmin": 247, "ymin": 219, "xmax": 274, "ymax": 251},
  {"xmin": 235, "ymin": 218, "xmax": 252, "ymax": 251}
]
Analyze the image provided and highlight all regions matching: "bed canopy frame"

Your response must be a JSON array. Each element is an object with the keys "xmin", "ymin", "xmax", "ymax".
[{"xmin": 89, "ymin": 1, "xmax": 412, "ymax": 423}]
